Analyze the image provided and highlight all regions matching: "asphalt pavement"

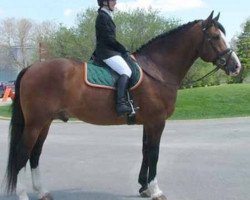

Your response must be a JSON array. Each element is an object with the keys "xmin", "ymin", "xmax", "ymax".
[{"xmin": 0, "ymin": 118, "xmax": 250, "ymax": 200}]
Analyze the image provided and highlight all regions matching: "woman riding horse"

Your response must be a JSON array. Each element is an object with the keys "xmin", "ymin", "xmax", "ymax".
[{"xmin": 95, "ymin": 0, "xmax": 133, "ymax": 116}]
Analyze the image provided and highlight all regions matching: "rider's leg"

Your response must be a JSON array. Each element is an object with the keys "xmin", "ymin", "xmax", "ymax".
[
  {"xmin": 103, "ymin": 55, "xmax": 132, "ymax": 76},
  {"xmin": 103, "ymin": 55, "xmax": 132, "ymax": 116}
]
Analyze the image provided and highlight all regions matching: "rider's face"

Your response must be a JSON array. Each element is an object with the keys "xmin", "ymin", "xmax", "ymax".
[{"xmin": 103, "ymin": 0, "xmax": 116, "ymax": 11}]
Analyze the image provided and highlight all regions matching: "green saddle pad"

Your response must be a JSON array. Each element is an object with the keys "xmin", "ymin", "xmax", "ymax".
[{"xmin": 86, "ymin": 60, "xmax": 142, "ymax": 90}]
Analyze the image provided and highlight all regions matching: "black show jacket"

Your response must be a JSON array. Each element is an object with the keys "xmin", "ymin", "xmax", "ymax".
[{"xmin": 95, "ymin": 10, "xmax": 127, "ymax": 60}]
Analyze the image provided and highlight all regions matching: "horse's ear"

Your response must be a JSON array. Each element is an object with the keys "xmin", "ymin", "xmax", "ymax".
[
  {"xmin": 203, "ymin": 11, "xmax": 214, "ymax": 29},
  {"xmin": 207, "ymin": 10, "xmax": 214, "ymax": 20},
  {"xmin": 213, "ymin": 12, "xmax": 220, "ymax": 21}
]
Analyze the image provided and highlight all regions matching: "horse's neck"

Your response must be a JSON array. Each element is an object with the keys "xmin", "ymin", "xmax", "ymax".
[{"xmin": 137, "ymin": 27, "xmax": 201, "ymax": 86}]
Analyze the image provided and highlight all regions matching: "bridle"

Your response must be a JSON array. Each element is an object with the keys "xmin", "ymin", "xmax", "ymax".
[
  {"xmin": 187, "ymin": 21, "xmax": 234, "ymax": 85},
  {"xmin": 201, "ymin": 21, "xmax": 233, "ymax": 73}
]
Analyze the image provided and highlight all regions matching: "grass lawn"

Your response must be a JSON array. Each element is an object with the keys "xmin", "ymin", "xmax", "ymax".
[
  {"xmin": 0, "ymin": 84, "xmax": 250, "ymax": 120},
  {"xmin": 171, "ymin": 83, "xmax": 250, "ymax": 119},
  {"xmin": 0, "ymin": 104, "xmax": 12, "ymax": 118}
]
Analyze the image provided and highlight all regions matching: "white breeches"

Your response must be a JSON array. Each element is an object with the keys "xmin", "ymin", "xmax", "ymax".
[{"xmin": 103, "ymin": 55, "xmax": 132, "ymax": 77}]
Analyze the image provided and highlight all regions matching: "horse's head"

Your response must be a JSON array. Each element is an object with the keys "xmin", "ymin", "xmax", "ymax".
[{"xmin": 198, "ymin": 11, "xmax": 241, "ymax": 76}]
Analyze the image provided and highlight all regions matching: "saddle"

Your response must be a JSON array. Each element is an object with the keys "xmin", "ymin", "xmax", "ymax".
[{"xmin": 84, "ymin": 56, "xmax": 143, "ymax": 90}]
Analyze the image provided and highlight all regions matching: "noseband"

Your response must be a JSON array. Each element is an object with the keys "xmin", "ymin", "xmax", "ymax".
[{"xmin": 201, "ymin": 21, "xmax": 233, "ymax": 72}]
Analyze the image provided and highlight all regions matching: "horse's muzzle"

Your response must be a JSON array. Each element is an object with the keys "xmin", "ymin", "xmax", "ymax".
[
  {"xmin": 226, "ymin": 51, "xmax": 242, "ymax": 76},
  {"xmin": 216, "ymin": 50, "xmax": 242, "ymax": 76}
]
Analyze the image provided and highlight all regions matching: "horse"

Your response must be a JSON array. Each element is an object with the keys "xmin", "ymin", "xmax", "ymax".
[{"xmin": 5, "ymin": 11, "xmax": 241, "ymax": 200}]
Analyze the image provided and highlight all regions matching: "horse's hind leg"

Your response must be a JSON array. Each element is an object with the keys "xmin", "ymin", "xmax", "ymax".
[
  {"xmin": 16, "ymin": 167, "xmax": 29, "ymax": 200},
  {"xmin": 16, "ymin": 123, "xmax": 49, "ymax": 200},
  {"xmin": 16, "ymin": 123, "xmax": 43, "ymax": 200},
  {"xmin": 30, "ymin": 122, "xmax": 53, "ymax": 200}
]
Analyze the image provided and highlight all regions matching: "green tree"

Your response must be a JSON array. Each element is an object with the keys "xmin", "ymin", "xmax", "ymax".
[
  {"xmin": 238, "ymin": 19, "xmax": 250, "ymax": 69},
  {"xmin": 47, "ymin": 25, "xmax": 83, "ymax": 60},
  {"xmin": 76, "ymin": 8, "xmax": 97, "ymax": 60},
  {"xmin": 230, "ymin": 18, "xmax": 250, "ymax": 83},
  {"xmin": 115, "ymin": 8, "xmax": 179, "ymax": 52},
  {"xmin": 47, "ymin": 8, "xmax": 180, "ymax": 60}
]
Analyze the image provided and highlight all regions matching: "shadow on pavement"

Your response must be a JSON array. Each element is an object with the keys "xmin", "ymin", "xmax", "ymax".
[{"xmin": 0, "ymin": 189, "xmax": 145, "ymax": 200}]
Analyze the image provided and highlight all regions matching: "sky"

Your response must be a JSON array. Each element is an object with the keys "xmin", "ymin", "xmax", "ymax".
[{"xmin": 0, "ymin": 0, "xmax": 249, "ymax": 41}]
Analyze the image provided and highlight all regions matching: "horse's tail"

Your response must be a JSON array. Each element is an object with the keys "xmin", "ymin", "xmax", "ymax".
[{"xmin": 6, "ymin": 67, "xmax": 29, "ymax": 193}]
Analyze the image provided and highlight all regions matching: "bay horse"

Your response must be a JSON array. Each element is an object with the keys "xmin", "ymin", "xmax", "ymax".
[{"xmin": 5, "ymin": 11, "xmax": 241, "ymax": 200}]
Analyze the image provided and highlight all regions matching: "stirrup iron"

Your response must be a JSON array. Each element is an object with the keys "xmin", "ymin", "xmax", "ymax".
[{"xmin": 127, "ymin": 91, "xmax": 139, "ymax": 116}]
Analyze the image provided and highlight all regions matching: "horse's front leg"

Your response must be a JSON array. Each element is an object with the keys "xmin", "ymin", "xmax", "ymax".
[
  {"xmin": 139, "ymin": 120, "xmax": 167, "ymax": 200},
  {"xmin": 138, "ymin": 127, "xmax": 150, "ymax": 197}
]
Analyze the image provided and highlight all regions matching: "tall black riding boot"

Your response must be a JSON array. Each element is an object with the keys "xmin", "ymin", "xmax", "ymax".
[{"xmin": 116, "ymin": 74, "xmax": 132, "ymax": 116}]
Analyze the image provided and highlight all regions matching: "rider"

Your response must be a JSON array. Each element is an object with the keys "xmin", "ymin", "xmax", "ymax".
[{"xmin": 94, "ymin": 0, "xmax": 133, "ymax": 116}]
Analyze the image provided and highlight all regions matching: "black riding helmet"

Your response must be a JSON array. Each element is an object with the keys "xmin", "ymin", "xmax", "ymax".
[
  {"xmin": 97, "ymin": 0, "xmax": 104, "ymax": 7},
  {"xmin": 97, "ymin": 0, "xmax": 113, "ymax": 11}
]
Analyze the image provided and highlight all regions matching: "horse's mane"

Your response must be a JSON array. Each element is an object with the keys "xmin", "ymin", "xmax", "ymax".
[
  {"xmin": 135, "ymin": 20, "xmax": 201, "ymax": 53},
  {"xmin": 135, "ymin": 19, "xmax": 226, "ymax": 53},
  {"xmin": 215, "ymin": 21, "xmax": 226, "ymax": 35}
]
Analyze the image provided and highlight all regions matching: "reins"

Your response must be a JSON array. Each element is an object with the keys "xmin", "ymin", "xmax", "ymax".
[{"xmin": 184, "ymin": 66, "xmax": 220, "ymax": 87}]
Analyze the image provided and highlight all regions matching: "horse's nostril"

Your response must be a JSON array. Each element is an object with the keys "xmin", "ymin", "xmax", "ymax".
[{"xmin": 236, "ymin": 64, "xmax": 242, "ymax": 71}]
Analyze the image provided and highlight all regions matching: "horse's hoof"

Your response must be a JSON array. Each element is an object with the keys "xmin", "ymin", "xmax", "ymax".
[
  {"xmin": 152, "ymin": 194, "xmax": 167, "ymax": 200},
  {"xmin": 140, "ymin": 189, "xmax": 151, "ymax": 198},
  {"xmin": 39, "ymin": 193, "xmax": 54, "ymax": 200},
  {"xmin": 139, "ymin": 186, "xmax": 151, "ymax": 198},
  {"xmin": 140, "ymin": 190, "xmax": 151, "ymax": 198}
]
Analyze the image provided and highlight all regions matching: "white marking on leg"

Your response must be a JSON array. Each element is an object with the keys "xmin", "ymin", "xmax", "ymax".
[
  {"xmin": 16, "ymin": 167, "xmax": 29, "ymax": 200},
  {"xmin": 31, "ymin": 167, "xmax": 48, "ymax": 199},
  {"xmin": 148, "ymin": 178, "xmax": 163, "ymax": 198}
]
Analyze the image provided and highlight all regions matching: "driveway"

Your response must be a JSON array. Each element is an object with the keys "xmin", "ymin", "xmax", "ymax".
[{"xmin": 0, "ymin": 118, "xmax": 250, "ymax": 200}]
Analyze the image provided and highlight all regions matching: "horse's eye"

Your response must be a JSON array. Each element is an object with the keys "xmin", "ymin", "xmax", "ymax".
[{"xmin": 212, "ymin": 35, "xmax": 220, "ymax": 40}]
